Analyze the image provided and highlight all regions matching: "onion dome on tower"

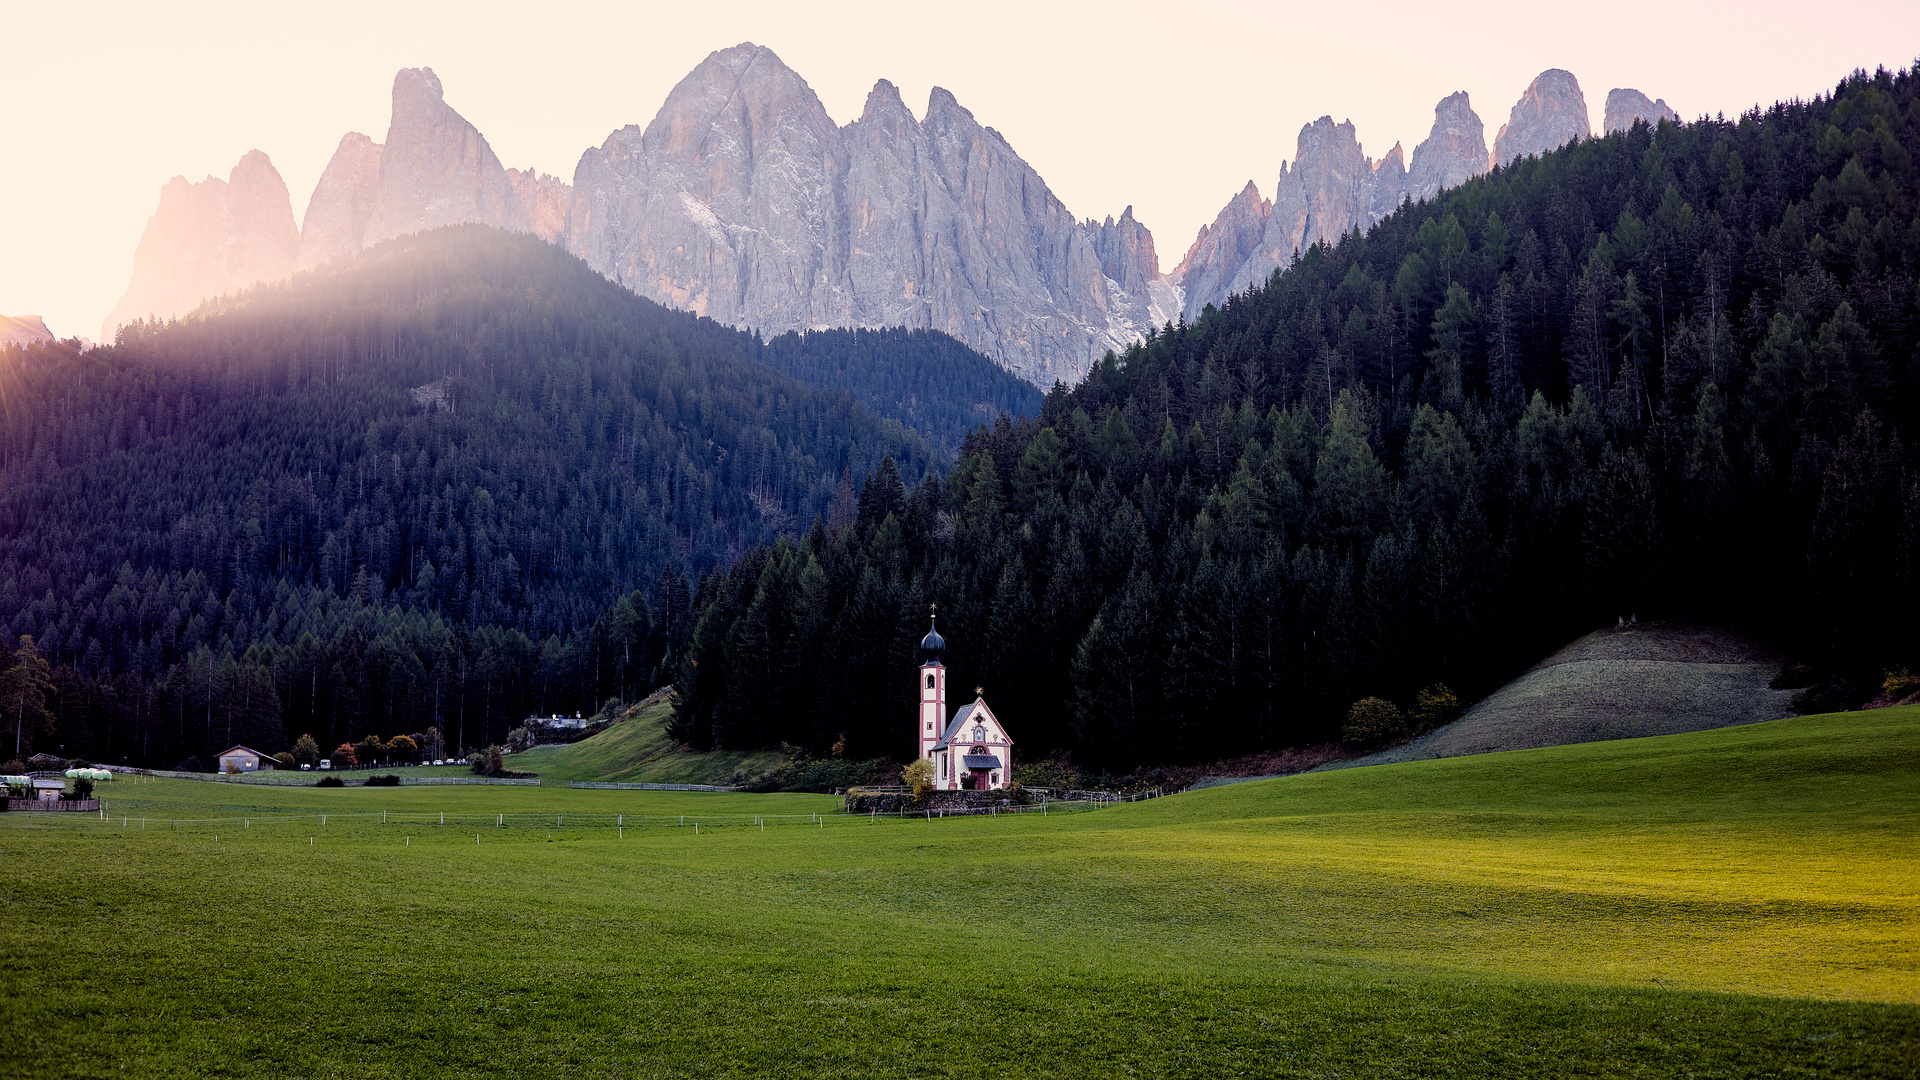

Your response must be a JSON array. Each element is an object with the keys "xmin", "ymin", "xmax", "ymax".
[{"xmin": 921, "ymin": 608, "xmax": 945, "ymax": 665}]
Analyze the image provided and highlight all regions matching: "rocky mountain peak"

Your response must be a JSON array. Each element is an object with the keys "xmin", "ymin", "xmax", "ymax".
[
  {"xmin": 1494, "ymin": 69, "xmax": 1591, "ymax": 168},
  {"xmin": 0, "ymin": 315, "xmax": 55, "ymax": 350},
  {"xmin": 566, "ymin": 43, "xmax": 1167, "ymax": 386},
  {"xmin": 101, "ymin": 150, "xmax": 300, "ymax": 342},
  {"xmin": 296, "ymin": 132, "xmax": 383, "ymax": 270},
  {"xmin": 1372, "ymin": 142, "xmax": 1410, "ymax": 221},
  {"xmin": 1089, "ymin": 206, "xmax": 1160, "ymax": 296},
  {"xmin": 1409, "ymin": 91, "xmax": 1488, "ymax": 200},
  {"xmin": 1604, "ymin": 88, "xmax": 1679, "ymax": 133},
  {"xmin": 364, "ymin": 65, "xmax": 523, "ymax": 245}
]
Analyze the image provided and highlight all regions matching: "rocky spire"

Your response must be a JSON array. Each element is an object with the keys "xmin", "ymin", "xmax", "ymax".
[
  {"xmin": 101, "ymin": 149, "xmax": 300, "ymax": 342},
  {"xmin": 1494, "ymin": 69, "xmax": 1591, "ymax": 168},
  {"xmin": 1171, "ymin": 180, "xmax": 1271, "ymax": 318},
  {"xmin": 1408, "ymin": 91, "xmax": 1488, "ymax": 201},
  {"xmin": 296, "ymin": 132, "xmax": 383, "ymax": 271},
  {"xmin": 363, "ymin": 67, "xmax": 528, "ymax": 246},
  {"xmin": 1371, "ymin": 142, "xmax": 1410, "ymax": 221},
  {"xmin": 1604, "ymin": 88, "xmax": 1678, "ymax": 133}
]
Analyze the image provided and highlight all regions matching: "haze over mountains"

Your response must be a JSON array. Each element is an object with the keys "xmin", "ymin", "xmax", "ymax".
[{"xmin": 102, "ymin": 45, "xmax": 1677, "ymax": 386}]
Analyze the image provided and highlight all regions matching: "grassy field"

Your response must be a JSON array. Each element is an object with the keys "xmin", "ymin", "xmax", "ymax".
[
  {"xmin": 2, "ymin": 708, "xmax": 1915, "ymax": 1077},
  {"xmin": 509, "ymin": 695, "xmax": 785, "ymax": 784}
]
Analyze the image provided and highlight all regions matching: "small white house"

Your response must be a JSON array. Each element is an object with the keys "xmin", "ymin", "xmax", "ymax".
[
  {"xmin": 215, "ymin": 745, "xmax": 277, "ymax": 773},
  {"xmin": 914, "ymin": 615, "xmax": 1015, "ymax": 790},
  {"xmin": 32, "ymin": 778, "xmax": 65, "ymax": 803}
]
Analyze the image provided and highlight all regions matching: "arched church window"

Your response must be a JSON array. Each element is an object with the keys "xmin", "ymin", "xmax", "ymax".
[
  {"xmin": 926, "ymin": 673, "xmax": 935, "ymax": 689},
  {"xmin": 972, "ymin": 724, "xmax": 985, "ymax": 742},
  {"xmin": 971, "ymin": 745, "xmax": 986, "ymax": 756}
]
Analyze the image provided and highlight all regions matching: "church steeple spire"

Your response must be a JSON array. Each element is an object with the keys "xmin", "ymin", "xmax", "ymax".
[
  {"xmin": 916, "ymin": 603, "xmax": 946, "ymax": 763},
  {"xmin": 919, "ymin": 602, "xmax": 945, "ymax": 663}
]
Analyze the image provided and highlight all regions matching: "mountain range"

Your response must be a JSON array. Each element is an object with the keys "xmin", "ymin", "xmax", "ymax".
[{"xmin": 101, "ymin": 47, "xmax": 1677, "ymax": 386}]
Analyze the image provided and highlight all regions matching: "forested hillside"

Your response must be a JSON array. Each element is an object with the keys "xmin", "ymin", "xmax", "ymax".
[
  {"xmin": 761, "ymin": 328, "xmax": 1042, "ymax": 456},
  {"xmin": 0, "ymin": 227, "xmax": 959, "ymax": 766},
  {"xmin": 675, "ymin": 65, "xmax": 1920, "ymax": 767}
]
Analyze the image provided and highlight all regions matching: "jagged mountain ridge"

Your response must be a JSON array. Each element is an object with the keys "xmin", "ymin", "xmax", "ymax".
[
  {"xmin": 1171, "ymin": 68, "xmax": 1669, "ymax": 320},
  {"xmin": 565, "ymin": 47, "xmax": 1172, "ymax": 388},
  {"xmin": 104, "ymin": 49, "xmax": 1674, "ymax": 387}
]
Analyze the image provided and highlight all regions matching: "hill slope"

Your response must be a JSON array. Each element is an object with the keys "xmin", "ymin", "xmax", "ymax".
[
  {"xmin": 1328, "ymin": 622, "xmax": 1797, "ymax": 768},
  {"xmin": 510, "ymin": 694, "xmax": 783, "ymax": 785}
]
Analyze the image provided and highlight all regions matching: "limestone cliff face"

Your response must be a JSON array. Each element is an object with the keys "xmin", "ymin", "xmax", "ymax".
[
  {"xmin": 295, "ymin": 132, "xmax": 383, "ymax": 270},
  {"xmin": 565, "ymin": 44, "xmax": 1165, "ymax": 386},
  {"xmin": 1176, "ymin": 118, "xmax": 1409, "ymax": 320},
  {"xmin": 101, "ymin": 150, "xmax": 300, "ymax": 341},
  {"xmin": 1604, "ymin": 88, "xmax": 1678, "ymax": 133},
  {"xmin": 1494, "ymin": 69, "xmax": 1591, "ymax": 167},
  {"xmin": 365, "ymin": 67, "xmax": 532, "ymax": 245},
  {"xmin": 0, "ymin": 315, "xmax": 54, "ymax": 349},
  {"xmin": 1371, "ymin": 142, "xmax": 1410, "ymax": 222},
  {"xmin": 1171, "ymin": 181, "xmax": 1271, "ymax": 318},
  {"xmin": 1408, "ymin": 91, "xmax": 1487, "ymax": 201},
  {"xmin": 508, "ymin": 169, "xmax": 570, "ymax": 242}
]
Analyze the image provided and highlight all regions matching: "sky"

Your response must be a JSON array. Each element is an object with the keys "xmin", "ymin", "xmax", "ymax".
[{"xmin": 4, "ymin": 0, "xmax": 1918, "ymax": 341}]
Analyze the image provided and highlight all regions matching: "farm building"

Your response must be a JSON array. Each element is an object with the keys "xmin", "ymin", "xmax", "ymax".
[
  {"xmin": 915, "ymin": 614, "xmax": 1014, "ymax": 791},
  {"xmin": 216, "ymin": 745, "xmax": 278, "ymax": 773}
]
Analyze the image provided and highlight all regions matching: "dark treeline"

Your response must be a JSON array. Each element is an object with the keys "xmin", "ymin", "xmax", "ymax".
[
  {"xmin": 762, "ymin": 327, "xmax": 1043, "ymax": 457},
  {"xmin": 0, "ymin": 227, "xmax": 970, "ymax": 767},
  {"xmin": 674, "ymin": 65, "xmax": 1920, "ymax": 769}
]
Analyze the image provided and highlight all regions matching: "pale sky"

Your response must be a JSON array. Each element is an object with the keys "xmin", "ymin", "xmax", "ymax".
[{"xmin": 5, "ymin": 0, "xmax": 1918, "ymax": 340}]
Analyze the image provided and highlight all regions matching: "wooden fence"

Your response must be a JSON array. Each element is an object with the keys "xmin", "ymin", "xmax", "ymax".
[{"xmin": 6, "ymin": 798, "xmax": 100, "ymax": 812}]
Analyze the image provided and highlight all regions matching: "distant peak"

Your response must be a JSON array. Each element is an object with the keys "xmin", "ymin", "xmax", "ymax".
[{"xmin": 393, "ymin": 67, "xmax": 444, "ymax": 102}]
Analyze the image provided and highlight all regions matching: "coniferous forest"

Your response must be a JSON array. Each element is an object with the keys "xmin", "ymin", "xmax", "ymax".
[
  {"xmin": 0, "ymin": 228, "xmax": 1028, "ymax": 767},
  {"xmin": 671, "ymin": 65, "xmax": 1920, "ymax": 768},
  {"xmin": 4, "ymin": 66, "xmax": 1919, "ymax": 774}
]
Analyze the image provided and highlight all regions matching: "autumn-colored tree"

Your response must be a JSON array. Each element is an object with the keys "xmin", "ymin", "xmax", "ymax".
[{"xmin": 332, "ymin": 743, "xmax": 358, "ymax": 770}]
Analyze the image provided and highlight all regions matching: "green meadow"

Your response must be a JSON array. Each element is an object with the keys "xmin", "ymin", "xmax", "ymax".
[{"xmin": 2, "ymin": 709, "xmax": 1916, "ymax": 1078}]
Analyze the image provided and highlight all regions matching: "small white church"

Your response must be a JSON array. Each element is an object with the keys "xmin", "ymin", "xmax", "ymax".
[{"xmin": 916, "ymin": 612, "xmax": 1013, "ymax": 790}]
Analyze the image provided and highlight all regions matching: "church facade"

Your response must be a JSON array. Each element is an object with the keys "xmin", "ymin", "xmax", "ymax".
[{"xmin": 916, "ymin": 616, "xmax": 1013, "ymax": 790}]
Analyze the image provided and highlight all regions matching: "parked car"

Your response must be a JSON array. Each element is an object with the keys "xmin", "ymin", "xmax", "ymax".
[{"xmin": 318, "ymin": 759, "xmax": 331, "ymax": 770}]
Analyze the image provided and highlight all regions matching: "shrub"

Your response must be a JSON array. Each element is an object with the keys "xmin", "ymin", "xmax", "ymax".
[
  {"xmin": 1013, "ymin": 757, "xmax": 1083, "ymax": 791},
  {"xmin": 900, "ymin": 758, "xmax": 934, "ymax": 800},
  {"xmin": 314, "ymin": 776, "xmax": 344, "ymax": 788},
  {"xmin": 363, "ymin": 774, "xmax": 401, "ymax": 787},
  {"xmin": 470, "ymin": 746, "xmax": 504, "ymax": 776},
  {"xmin": 1411, "ymin": 685, "xmax": 1462, "ymax": 731},
  {"xmin": 1883, "ymin": 668, "xmax": 1920, "ymax": 701},
  {"xmin": 176, "ymin": 756, "xmax": 204, "ymax": 773},
  {"xmin": 71, "ymin": 777, "xmax": 94, "ymax": 800},
  {"xmin": 273, "ymin": 752, "xmax": 296, "ymax": 769},
  {"xmin": 1343, "ymin": 697, "xmax": 1405, "ymax": 749},
  {"xmin": 224, "ymin": 760, "xmax": 243, "ymax": 775}
]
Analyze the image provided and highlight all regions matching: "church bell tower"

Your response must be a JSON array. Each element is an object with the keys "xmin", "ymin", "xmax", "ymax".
[{"xmin": 918, "ymin": 607, "xmax": 946, "ymax": 762}]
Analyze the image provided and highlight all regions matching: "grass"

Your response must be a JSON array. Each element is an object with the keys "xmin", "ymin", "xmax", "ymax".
[
  {"xmin": 508, "ymin": 695, "xmax": 786, "ymax": 785},
  {"xmin": 2, "ymin": 708, "xmax": 1915, "ymax": 1077}
]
